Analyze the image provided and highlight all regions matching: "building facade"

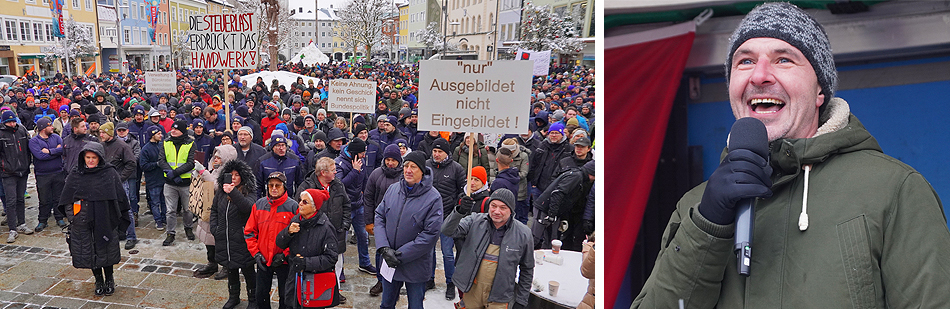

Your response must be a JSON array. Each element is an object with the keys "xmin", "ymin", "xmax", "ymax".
[
  {"xmin": 169, "ymin": 0, "xmax": 206, "ymax": 68},
  {"xmin": 446, "ymin": 0, "xmax": 497, "ymax": 60},
  {"xmin": 0, "ymin": 0, "xmax": 102, "ymax": 76}
]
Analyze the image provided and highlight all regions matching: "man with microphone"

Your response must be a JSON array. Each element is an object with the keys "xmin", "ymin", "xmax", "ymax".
[{"xmin": 633, "ymin": 3, "xmax": 950, "ymax": 308}]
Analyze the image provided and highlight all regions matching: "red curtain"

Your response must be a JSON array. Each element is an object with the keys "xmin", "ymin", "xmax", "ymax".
[{"xmin": 605, "ymin": 23, "xmax": 695, "ymax": 308}]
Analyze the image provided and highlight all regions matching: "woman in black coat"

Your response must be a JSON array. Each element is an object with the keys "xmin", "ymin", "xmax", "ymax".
[
  {"xmin": 209, "ymin": 159, "xmax": 258, "ymax": 309},
  {"xmin": 276, "ymin": 188, "xmax": 338, "ymax": 309},
  {"xmin": 61, "ymin": 142, "xmax": 131, "ymax": 296}
]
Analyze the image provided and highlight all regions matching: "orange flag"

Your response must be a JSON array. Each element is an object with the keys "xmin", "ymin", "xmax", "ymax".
[{"xmin": 84, "ymin": 63, "xmax": 96, "ymax": 76}]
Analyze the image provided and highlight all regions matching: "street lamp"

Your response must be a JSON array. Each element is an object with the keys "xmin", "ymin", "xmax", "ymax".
[{"xmin": 393, "ymin": 34, "xmax": 398, "ymax": 62}]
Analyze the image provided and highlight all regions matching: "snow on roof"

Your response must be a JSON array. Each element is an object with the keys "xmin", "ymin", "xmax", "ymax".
[{"xmin": 289, "ymin": 8, "xmax": 337, "ymax": 20}]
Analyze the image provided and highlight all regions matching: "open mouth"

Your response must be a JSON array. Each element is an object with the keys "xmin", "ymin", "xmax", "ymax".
[{"xmin": 750, "ymin": 98, "xmax": 785, "ymax": 114}]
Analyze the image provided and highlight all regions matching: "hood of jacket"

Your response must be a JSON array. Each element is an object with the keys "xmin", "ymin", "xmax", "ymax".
[
  {"xmin": 217, "ymin": 159, "xmax": 257, "ymax": 196},
  {"xmin": 76, "ymin": 142, "xmax": 113, "ymax": 174}
]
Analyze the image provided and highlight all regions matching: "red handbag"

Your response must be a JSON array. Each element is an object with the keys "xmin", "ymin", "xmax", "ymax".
[{"xmin": 296, "ymin": 271, "xmax": 339, "ymax": 308}]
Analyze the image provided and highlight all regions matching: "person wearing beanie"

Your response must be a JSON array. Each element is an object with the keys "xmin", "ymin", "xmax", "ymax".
[
  {"xmin": 369, "ymin": 111, "xmax": 407, "ymax": 151},
  {"xmin": 97, "ymin": 121, "xmax": 138, "ymax": 249},
  {"xmin": 334, "ymin": 133, "xmax": 376, "ymax": 284},
  {"xmin": 157, "ymin": 118, "xmax": 197, "ymax": 246},
  {"xmin": 425, "ymin": 137, "xmax": 466, "ymax": 299},
  {"xmin": 261, "ymin": 101, "xmax": 282, "ymax": 141},
  {"xmin": 29, "ymin": 116, "xmax": 68, "ymax": 233},
  {"xmin": 0, "ymin": 108, "xmax": 31, "ymax": 242},
  {"xmin": 635, "ymin": 2, "xmax": 950, "ymax": 307},
  {"xmin": 298, "ymin": 114, "xmax": 319, "ymax": 148},
  {"xmin": 234, "ymin": 125, "xmax": 268, "ymax": 193},
  {"xmin": 441, "ymin": 188, "xmax": 533, "ymax": 309},
  {"xmin": 351, "ymin": 122, "xmax": 381, "ymax": 175},
  {"xmin": 528, "ymin": 120, "xmax": 571, "ymax": 198},
  {"xmin": 457, "ymin": 165, "xmax": 492, "ymax": 214},
  {"xmin": 374, "ymin": 150, "xmax": 441, "ymax": 308},
  {"xmin": 53, "ymin": 104, "xmax": 71, "ymax": 135},
  {"xmin": 259, "ymin": 132, "xmax": 303, "ymax": 199},
  {"xmin": 276, "ymin": 186, "xmax": 339, "ymax": 309},
  {"xmin": 191, "ymin": 119, "xmax": 214, "ymax": 166}
]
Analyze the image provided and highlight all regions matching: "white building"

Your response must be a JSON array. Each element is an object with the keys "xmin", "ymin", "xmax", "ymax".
[
  {"xmin": 446, "ymin": 0, "xmax": 498, "ymax": 59},
  {"xmin": 287, "ymin": 7, "xmax": 338, "ymax": 61}
]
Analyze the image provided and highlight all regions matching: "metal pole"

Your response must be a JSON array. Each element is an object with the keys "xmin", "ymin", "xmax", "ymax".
[
  {"xmin": 315, "ymin": 0, "xmax": 319, "ymax": 49},
  {"xmin": 442, "ymin": 0, "xmax": 447, "ymax": 59},
  {"xmin": 64, "ymin": 25, "xmax": 71, "ymax": 77},
  {"xmin": 116, "ymin": 6, "xmax": 125, "ymax": 74},
  {"xmin": 492, "ymin": 0, "xmax": 500, "ymax": 60}
]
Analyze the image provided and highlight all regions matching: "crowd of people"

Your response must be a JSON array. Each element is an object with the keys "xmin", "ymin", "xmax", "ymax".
[{"xmin": 0, "ymin": 60, "xmax": 595, "ymax": 309}]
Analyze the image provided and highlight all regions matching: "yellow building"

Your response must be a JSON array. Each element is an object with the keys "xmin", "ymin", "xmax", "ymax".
[
  {"xmin": 169, "ymin": 0, "xmax": 206, "ymax": 68},
  {"xmin": 0, "ymin": 0, "xmax": 102, "ymax": 76},
  {"xmin": 398, "ymin": 3, "xmax": 408, "ymax": 61}
]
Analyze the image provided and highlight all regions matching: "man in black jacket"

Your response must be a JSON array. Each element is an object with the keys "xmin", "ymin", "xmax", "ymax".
[
  {"xmin": 63, "ymin": 117, "xmax": 99, "ymax": 176},
  {"xmin": 533, "ymin": 161, "xmax": 594, "ymax": 251},
  {"xmin": 98, "ymin": 122, "xmax": 140, "ymax": 249},
  {"xmin": 426, "ymin": 137, "xmax": 466, "ymax": 298},
  {"xmin": 158, "ymin": 120, "xmax": 196, "ymax": 246},
  {"xmin": 0, "ymin": 111, "xmax": 33, "ymax": 243},
  {"xmin": 233, "ymin": 126, "xmax": 266, "ymax": 182}
]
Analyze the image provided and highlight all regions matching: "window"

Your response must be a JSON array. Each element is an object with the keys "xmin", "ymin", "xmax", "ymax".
[
  {"xmin": 72, "ymin": 0, "xmax": 79, "ymax": 9},
  {"xmin": 85, "ymin": 0, "xmax": 92, "ymax": 10},
  {"xmin": 178, "ymin": 8, "xmax": 182, "ymax": 21},
  {"xmin": 140, "ymin": 5, "xmax": 146, "ymax": 20},
  {"xmin": 19, "ymin": 22, "xmax": 29, "ymax": 42},
  {"xmin": 45, "ymin": 24, "xmax": 53, "ymax": 41},
  {"xmin": 123, "ymin": 28, "xmax": 130, "ymax": 43},
  {"xmin": 131, "ymin": 3, "xmax": 138, "ymax": 19},
  {"xmin": 6, "ymin": 21, "xmax": 17, "ymax": 41},
  {"xmin": 33, "ymin": 23, "xmax": 42, "ymax": 41}
]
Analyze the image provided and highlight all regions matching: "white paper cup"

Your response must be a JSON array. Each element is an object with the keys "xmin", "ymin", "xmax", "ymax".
[
  {"xmin": 535, "ymin": 251, "xmax": 544, "ymax": 264},
  {"xmin": 548, "ymin": 280, "xmax": 560, "ymax": 297},
  {"xmin": 552, "ymin": 239, "xmax": 562, "ymax": 254}
]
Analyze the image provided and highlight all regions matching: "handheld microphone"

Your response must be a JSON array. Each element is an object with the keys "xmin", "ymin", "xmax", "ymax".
[{"xmin": 728, "ymin": 117, "xmax": 769, "ymax": 276}]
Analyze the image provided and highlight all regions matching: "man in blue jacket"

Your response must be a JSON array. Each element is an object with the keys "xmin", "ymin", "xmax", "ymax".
[
  {"xmin": 28, "ymin": 117, "xmax": 66, "ymax": 232},
  {"xmin": 139, "ymin": 126, "xmax": 167, "ymax": 230},
  {"xmin": 375, "ymin": 151, "xmax": 442, "ymax": 309},
  {"xmin": 335, "ymin": 137, "xmax": 376, "ymax": 279}
]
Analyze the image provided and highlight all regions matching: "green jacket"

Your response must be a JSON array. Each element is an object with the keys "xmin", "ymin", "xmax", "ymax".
[{"xmin": 633, "ymin": 99, "xmax": 950, "ymax": 308}]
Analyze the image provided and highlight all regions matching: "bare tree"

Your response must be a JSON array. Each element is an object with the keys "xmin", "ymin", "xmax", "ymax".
[
  {"xmin": 235, "ymin": 0, "xmax": 292, "ymax": 70},
  {"xmin": 514, "ymin": 3, "xmax": 586, "ymax": 55},
  {"xmin": 336, "ymin": 0, "xmax": 395, "ymax": 60},
  {"xmin": 171, "ymin": 30, "xmax": 191, "ymax": 69},
  {"xmin": 45, "ymin": 18, "xmax": 97, "ymax": 75}
]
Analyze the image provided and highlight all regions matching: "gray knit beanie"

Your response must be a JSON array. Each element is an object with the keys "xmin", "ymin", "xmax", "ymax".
[{"xmin": 725, "ymin": 2, "xmax": 837, "ymax": 105}]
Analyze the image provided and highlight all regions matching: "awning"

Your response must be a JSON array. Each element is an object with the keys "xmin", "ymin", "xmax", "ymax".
[{"xmin": 17, "ymin": 53, "xmax": 47, "ymax": 59}]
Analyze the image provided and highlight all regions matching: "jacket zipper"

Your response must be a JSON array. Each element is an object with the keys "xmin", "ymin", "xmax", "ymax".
[{"xmin": 226, "ymin": 200, "xmax": 231, "ymax": 262}]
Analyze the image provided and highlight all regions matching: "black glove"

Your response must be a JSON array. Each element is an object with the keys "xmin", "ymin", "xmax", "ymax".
[
  {"xmin": 164, "ymin": 170, "xmax": 176, "ymax": 182},
  {"xmin": 255, "ymin": 253, "xmax": 267, "ymax": 270},
  {"xmin": 272, "ymin": 253, "xmax": 285, "ymax": 266},
  {"xmin": 290, "ymin": 255, "xmax": 306, "ymax": 270},
  {"xmin": 458, "ymin": 195, "xmax": 475, "ymax": 214},
  {"xmin": 583, "ymin": 220, "xmax": 594, "ymax": 235},
  {"xmin": 698, "ymin": 148, "xmax": 773, "ymax": 225},
  {"xmin": 379, "ymin": 247, "xmax": 402, "ymax": 268}
]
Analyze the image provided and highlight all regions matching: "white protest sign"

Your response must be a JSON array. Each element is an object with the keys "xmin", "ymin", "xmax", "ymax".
[
  {"xmin": 517, "ymin": 49, "xmax": 551, "ymax": 76},
  {"xmin": 188, "ymin": 13, "xmax": 260, "ymax": 69},
  {"xmin": 144, "ymin": 72, "xmax": 176, "ymax": 93},
  {"xmin": 419, "ymin": 60, "xmax": 532, "ymax": 134},
  {"xmin": 328, "ymin": 79, "xmax": 377, "ymax": 114}
]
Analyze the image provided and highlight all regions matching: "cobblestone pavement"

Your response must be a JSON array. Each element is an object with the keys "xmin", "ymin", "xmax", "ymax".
[{"xmin": 0, "ymin": 174, "xmax": 458, "ymax": 309}]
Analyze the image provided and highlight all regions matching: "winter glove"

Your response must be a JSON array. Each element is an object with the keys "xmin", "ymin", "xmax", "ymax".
[
  {"xmin": 457, "ymin": 195, "xmax": 475, "ymax": 214},
  {"xmin": 290, "ymin": 255, "xmax": 306, "ymax": 270},
  {"xmin": 194, "ymin": 161, "xmax": 206, "ymax": 173},
  {"xmin": 255, "ymin": 253, "xmax": 267, "ymax": 270},
  {"xmin": 365, "ymin": 224, "xmax": 374, "ymax": 236},
  {"xmin": 164, "ymin": 170, "xmax": 176, "ymax": 182},
  {"xmin": 379, "ymin": 247, "xmax": 402, "ymax": 268},
  {"xmin": 698, "ymin": 148, "xmax": 773, "ymax": 225},
  {"xmin": 272, "ymin": 253, "xmax": 285, "ymax": 266}
]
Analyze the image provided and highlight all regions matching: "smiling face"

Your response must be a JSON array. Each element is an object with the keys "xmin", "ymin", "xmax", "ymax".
[
  {"xmin": 729, "ymin": 38, "xmax": 824, "ymax": 141},
  {"xmin": 488, "ymin": 200, "xmax": 511, "ymax": 227}
]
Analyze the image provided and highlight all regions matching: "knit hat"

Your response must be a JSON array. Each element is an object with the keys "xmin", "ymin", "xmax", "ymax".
[
  {"xmin": 582, "ymin": 160, "xmax": 595, "ymax": 176},
  {"xmin": 299, "ymin": 107, "xmax": 309, "ymax": 114},
  {"xmin": 388, "ymin": 115, "xmax": 398, "ymax": 126},
  {"xmin": 300, "ymin": 188, "xmax": 330, "ymax": 212},
  {"xmin": 236, "ymin": 105, "xmax": 250, "ymax": 117},
  {"xmin": 566, "ymin": 117, "xmax": 579, "ymax": 126},
  {"xmin": 59, "ymin": 105, "xmax": 70, "ymax": 113},
  {"xmin": 282, "ymin": 108, "xmax": 292, "ymax": 116},
  {"xmin": 172, "ymin": 120, "xmax": 188, "ymax": 133},
  {"xmin": 376, "ymin": 114, "xmax": 388, "ymax": 123},
  {"xmin": 100, "ymin": 122, "xmax": 115, "ymax": 137},
  {"xmin": 383, "ymin": 144, "xmax": 402, "ymax": 163},
  {"xmin": 84, "ymin": 104, "xmax": 99, "ymax": 115},
  {"xmin": 548, "ymin": 122, "xmax": 565, "ymax": 134},
  {"xmin": 86, "ymin": 114, "xmax": 101, "ymax": 124},
  {"xmin": 317, "ymin": 108, "xmax": 327, "ymax": 116},
  {"xmin": 487, "ymin": 188, "xmax": 516, "ymax": 210},
  {"xmin": 147, "ymin": 126, "xmax": 162, "ymax": 140},
  {"xmin": 552, "ymin": 110, "xmax": 565, "ymax": 121},
  {"xmin": 35, "ymin": 117, "xmax": 51, "ymax": 131},
  {"xmin": 157, "ymin": 104, "xmax": 167, "ymax": 111},
  {"xmin": 726, "ymin": 2, "xmax": 836, "ymax": 105},
  {"xmin": 394, "ymin": 138, "xmax": 408, "ymax": 149},
  {"xmin": 192, "ymin": 118, "xmax": 205, "ymax": 128},
  {"xmin": 398, "ymin": 107, "xmax": 411, "ymax": 120},
  {"xmin": 403, "ymin": 151, "xmax": 429, "ymax": 174},
  {"xmin": 347, "ymin": 138, "xmax": 366, "ymax": 156},
  {"xmin": 69, "ymin": 110, "xmax": 81, "ymax": 117},
  {"xmin": 238, "ymin": 126, "xmax": 253, "ymax": 138},
  {"xmin": 353, "ymin": 123, "xmax": 367, "ymax": 135},
  {"xmin": 470, "ymin": 166, "xmax": 487, "ymax": 185},
  {"xmin": 432, "ymin": 138, "xmax": 451, "ymax": 153},
  {"xmin": 266, "ymin": 102, "xmax": 279, "ymax": 113}
]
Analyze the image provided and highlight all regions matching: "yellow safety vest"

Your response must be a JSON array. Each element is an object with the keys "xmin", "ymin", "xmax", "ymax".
[{"xmin": 163, "ymin": 140, "xmax": 193, "ymax": 179}]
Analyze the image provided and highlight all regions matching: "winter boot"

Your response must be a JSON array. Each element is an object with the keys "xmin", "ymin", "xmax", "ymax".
[
  {"xmin": 194, "ymin": 263, "xmax": 218, "ymax": 278},
  {"xmin": 222, "ymin": 283, "xmax": 241, "ymax": 309},
  {"xmin": 214, "ymin": 266, "xmax": 229, "ymax": 280}
]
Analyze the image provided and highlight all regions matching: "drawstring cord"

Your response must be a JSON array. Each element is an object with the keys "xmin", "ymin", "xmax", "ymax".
[{"xmin": 799, "ymin": 164, "xmax": 812, "ymax": 231}]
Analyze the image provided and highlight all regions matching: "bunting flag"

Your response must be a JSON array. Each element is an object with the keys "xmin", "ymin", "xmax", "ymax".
[
  {"xmin": 84, "ymin": 63, "xmax": 96, "ymax": 76},
  {"xmin": 605, "ymin": 21, "xmax": 696, "ymax": 309},
  {"xmin": 26, "ymin": 66, "xmax": 35, "ymax": 75},
  {"xmin": 49, "ymin": 0, "xmax": 64, "ymax": 38}
]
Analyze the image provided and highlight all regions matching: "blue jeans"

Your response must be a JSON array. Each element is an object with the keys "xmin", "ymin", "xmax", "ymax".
[
  {"xmin": 352, "ymin": 206, "xmax": 371, "ymax": 268},
  {"xmin": 431, "ymin": 233, "xmax": 455, "ymax": 284},
  {"xmin": 515, "ymin": 199, "xmax": 530, "ymax": 224},
  {"xmin": 3, "ymin": 175, "xmax": 27, "ymax": 230},
  {"xmin": 123, "ymin": 180, "xmax": 137, "ymax": 241},
  {"xmin": 380, "ymin": 276, "xmax": 426, "ymax": 309},
  {"xmin": 146, "ymin": 186, "xmax": 166, "ymax": 225},
  {"xmin": 129, "ymin": 172, "xmax": 141, "ymax": 213}
]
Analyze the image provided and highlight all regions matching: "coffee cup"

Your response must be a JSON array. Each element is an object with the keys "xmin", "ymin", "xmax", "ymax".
[
  {"xmin": 552, "ymin": 239, "xmax": 562, "ymax": 254},
  {"xmin": 535, "ymin": 251, "xmax": 544, "ymax": 265},
  {"xmin": 548, "ymin": 280, "xmax": 560, "ymax": 297}
]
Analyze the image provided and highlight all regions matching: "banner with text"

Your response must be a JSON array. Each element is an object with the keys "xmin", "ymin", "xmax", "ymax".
[
  {"xmin": 516, "ymin": 49, "xmax": 551, "ymax": 76},
  {"xmin": 145, "ymin": 72, "xmax": 177, "ymax": 93},
  {"xmin": 328, "ymin": 79, "xmax": 377, "ymax": 114},
  {"xmin": 418, "ymin": 60, "xmax": 532, "ymax": 134},
  {"xmin": 188, "ymin": 13, "xmax": 260, "ymax": 70}
]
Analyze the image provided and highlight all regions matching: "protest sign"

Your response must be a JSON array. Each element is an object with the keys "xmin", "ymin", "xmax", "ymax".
[
  {"xmin": 188, "ymin": 13, "xmax": 260, "ymax": 70},
  {"xmin": 516, "ymin": 49, "xmax": 551, "ymax": 76},
  {"xmin": 418, "ymin": 60, "xmax": 532, "ymax": 134},
  {"xmin": 145, "ymin": 72, "xmax": 176, "ymax": 93},
  {"xmin": 328, "ymin": 79, "xmax": 377, "ymax": 114}
]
